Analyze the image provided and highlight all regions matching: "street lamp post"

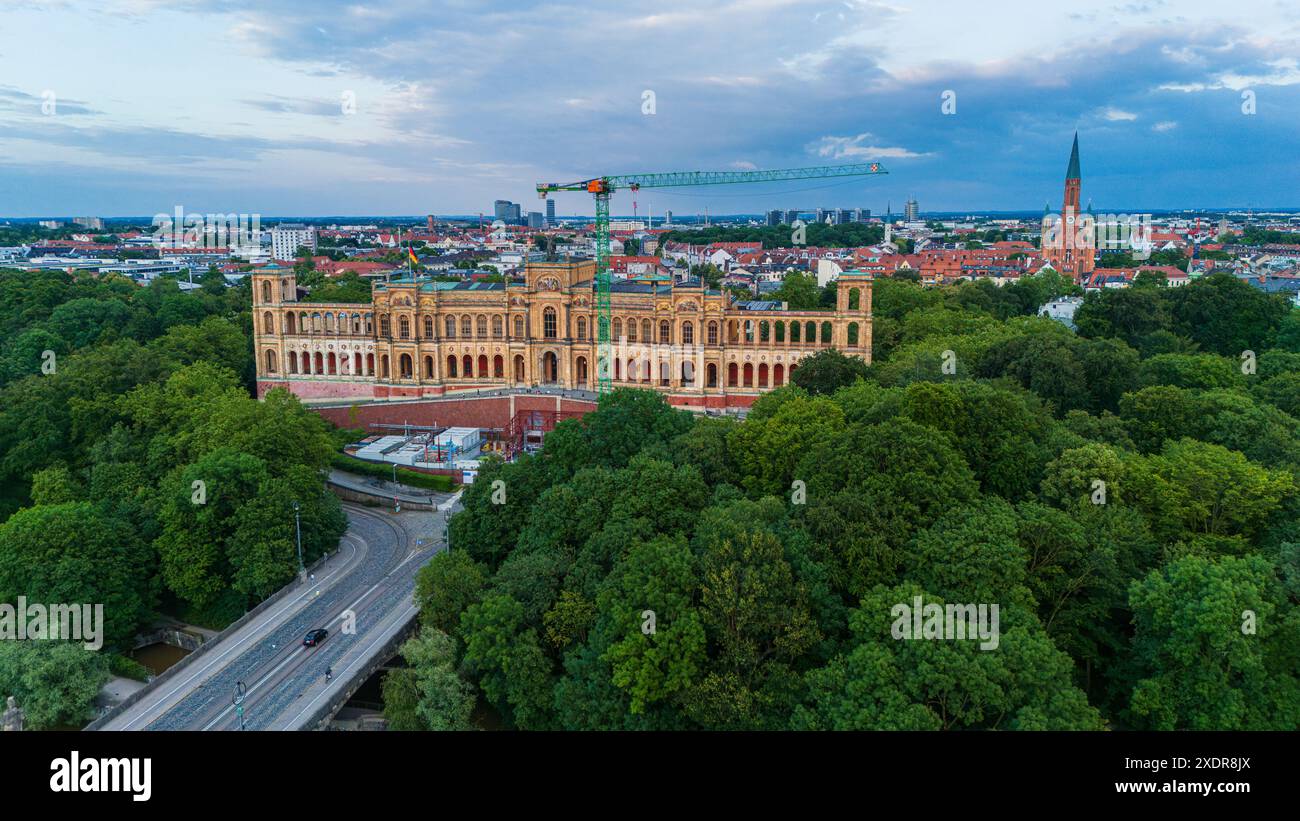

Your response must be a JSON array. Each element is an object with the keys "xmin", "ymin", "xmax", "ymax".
[
  {"xmin": 392, "ymin": 463, "xmax": 400, "ymax": 512},
  {"xmin": 292, "ymin": 501, "xmax": 305, "ymax": 581}
]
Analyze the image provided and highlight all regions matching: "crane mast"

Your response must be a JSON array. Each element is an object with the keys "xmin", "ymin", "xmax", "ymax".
[{"xmin": 537, "ymin": 161, "xmax": 889, "ymax": 395}]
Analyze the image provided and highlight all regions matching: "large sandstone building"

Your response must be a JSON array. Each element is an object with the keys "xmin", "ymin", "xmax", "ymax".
[{"xmin": 253, "ymin": 259, "xmax": 872, "ymax": 408}]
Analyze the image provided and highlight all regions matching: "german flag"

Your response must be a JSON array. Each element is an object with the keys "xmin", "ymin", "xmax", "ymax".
[{"xmin": 408, "ymin": 247, "xmax": 419, "ymax": 266}]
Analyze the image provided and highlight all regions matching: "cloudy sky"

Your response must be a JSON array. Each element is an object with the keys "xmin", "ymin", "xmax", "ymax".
[{"xmin": 1, "ymin": 0, "xmax": 1298, "ymax": 217}]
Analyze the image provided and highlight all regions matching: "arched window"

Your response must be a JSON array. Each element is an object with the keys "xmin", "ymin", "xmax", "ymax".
[
  {"xmin": 774, "ymin": 363, "xmax": 785, "ymax": 387},
  {"xmin": 627, "ymin": 319, "xmax": 637, "ymax": 342},
  {"xmin": 263, "ymin": 312, "xmax": 275, "ymax": 334},
  {"xmin": 476, "ymin": 314, "xmax": 488, "ymax": 337},
  {"xmin": 285, "ymin": 313, "xmax": 296, "ymax": 334},
  {"xmin": 728, "ymin": 362, "xmax": 738, "ymax": 387},
  {"xmin": 641, "ymin": 319, "xmax": 651, "ymax": 343},
  {"xmin": 380, "ymin": 354, "xmax": 389, "ymax": 378},
  {"xmin": 614, "ymin": 318, "xmax": 623, "ymax": 339},
  {"xmin": 758, "ymin": 363, "xmax": 768, "ymax": 387},
  {"xmin": 682, "ymin": 321, "xmax": 693, "ymax": 345},
  {"xmin": 493, "ymin": 355, "xmax": 504, "ymax": 378},
  {"xmin": 447, "ymin": 355, "xmax": 457, "ymax": 377},
  {"xmin": 423, "ymin": 316, "xmax": 434, "ymax": 338},
  {"xmin": 399, "ymin": 316, "xmax": 411, "ymax": 339},
  {"xmin": 327, "ymin": 352, "xmax": 337, "ymax": 375},
  {"xmin": 759, "ymin": 321, "xmax": 770, "ymax": 343},
  {"xmin": 848, "ymin": 322, "xmax": 860, "ymax": 346},
  {"xmin": 708, "ymin": 321, "xmax": 718, "ymax": 346},
  {"xmin": 821, "ymin": 321, "xmax": 833, "ymax": 344},
  {"xmin": 261, "ymin": 281, "xmax": 272, "ymax": 302},
  {"xmin": 265, "ymin": 349, "xmax": 277, "ymax": 373},
  {"xmin": 423, "ymin": 355, "xmax": 434, "ymax": 378},
  {"xmin": 379, "ymin": 314, "xmax": 391, "ymax": 337},
  {"xmin": 400, "ymin": 354, "xmax": 413, "ymax": 378},
  {"xmin": 577, "ymin": 316, "xmax": 587, "ymax": 339},
  {"xmin": 543, "ymin": 307, "xmax": 557, "ymax": 338},
  {"xmin": 492, "ymin": 315, "xmax": 503, "ymax": 338},
  {"xmin": 514, "ymin": 354, "xmax": 525, "ymax": 381},
  {"xmin": 681, "ymin": 361, "xmax": 694, "ymax": 384},
  {"xmin": 743, "ymin": 362, "xmax": 754, "ymax": 387},
  {"xmin": 514, "ymin": 315, "xmax": 525, "ymax": 337},
  {"xmin": 289, "ymin": 351, "xmax": 298, "ymax": 373},
  {"xmin": 478, "ymin": 354, "xmax": 488, "ymax": 377},
  {"xmin": 707, "ymin": 362, "xmax": 717, "ymax": 387},
  {"xmin": 461, "ymin": 316, "xmax": 472, "ymax": 337},
  {"xmin": 445, "ymin": 316, "xmax": 456, "ymax": 337},
  {"xmin": 577, "ymin": 356, "xmax": 588, "ymax": 383},
  {"xmin": 848, "ymin": 287, "xmax": 861, "ymax": 310},
  {"xmin": 314, "ymin": 351, "xmax": 324, "ymax": 373},
  {"xmin": 463, "ymin": 354, "xmax": 473, "ymax": 377},
  {"xmin": 659, "ymin": 320, "xmax": 671, "ymax": 344}
]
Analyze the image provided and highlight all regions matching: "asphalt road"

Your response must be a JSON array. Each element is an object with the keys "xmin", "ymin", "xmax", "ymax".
[{"xmin": 98, "ymin": 502, "xmax": 452, "ymax": 731}]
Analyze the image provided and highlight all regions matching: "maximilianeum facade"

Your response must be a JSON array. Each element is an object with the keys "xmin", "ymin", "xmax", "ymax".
[{"xmin": 253, "ymin": 259, "xmax": 872, "ymax": 409}]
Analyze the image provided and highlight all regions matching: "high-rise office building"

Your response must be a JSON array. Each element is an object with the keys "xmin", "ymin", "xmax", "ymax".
[
  {"xmin": 904, "ymin": 198, "xmax": 919, "ymax": 222},
  {"xmin": 784, "ymin": 209, "xmax": 801, "ymax": 225},
  {"xmin": 854, "ymin": 208, "xmax": 871, "ymax": 223},
  {"xmin": 528, "ymin": 212, "xmax": 544, "ymax": 229},
  {"xmin": 546, "ymin": 199, "xmax": 556, "ymax": 227},
  {"xmin": 766, "ymin": 210, "xmax": 782, "ymax": 226},
  {"xmin": 494, "ymin": 199, "xmax": 522, "ymax": 225},
  {"xmin": 664, "ymin": 210, "xmax": 673, "ymax": 226},
  {"xmin": 271, "ymin": 223, "xmax": 317, "ymax": 260},
  {"xmin": 837, "ymin": 209, "xmax": 854, "ymax": 226}
]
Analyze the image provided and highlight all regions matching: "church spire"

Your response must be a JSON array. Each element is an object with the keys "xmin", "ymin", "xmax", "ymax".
[{"xmin": 1066, "ymin": 132, "xmax": 1081, "ymax": 181}]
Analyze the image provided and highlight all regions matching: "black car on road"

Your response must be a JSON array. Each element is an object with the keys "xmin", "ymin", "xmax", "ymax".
[{"xmin": 302, "ymin": 628, "xmax": 328, "ymax": 647}]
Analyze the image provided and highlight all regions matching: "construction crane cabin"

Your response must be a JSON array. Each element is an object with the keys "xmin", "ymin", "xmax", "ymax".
[{"xmin": 537, "ymin": 161, "xmax": 889, "ymax": 396}]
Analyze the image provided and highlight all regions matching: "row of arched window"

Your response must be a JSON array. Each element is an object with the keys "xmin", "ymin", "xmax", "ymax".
[
  {"xmin": 263, "ymin": 311, "xmax": 374, "ymax": 336},
  {"xmin": 266, "ymin": 349, "xmax": 377, "ymax": 376},
  {"xmin": 265, "ymin": 308, "xmax": 860, "ymax": 349},
  {"xmin": 263, "ymin": 345, "xmax": 803, "ymax": 391}
]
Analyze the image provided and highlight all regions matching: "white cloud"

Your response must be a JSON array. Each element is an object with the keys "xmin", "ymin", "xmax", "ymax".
[
  {"xmin": 1152, "ymin": 120, "xmax": 1178, "ymax": 131},
  {"xmin": 806, "ymin": 133, "xmax": 927, "ymax": 160},
  {"xmin": 1102, "ymin": 107, "xmax": 1138, "ymax": 121}
]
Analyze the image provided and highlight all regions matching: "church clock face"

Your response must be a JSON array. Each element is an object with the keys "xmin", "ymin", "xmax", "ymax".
[{"xmin": 1066, "ymin": 215, "xmax": 1076, "ymax": 225}]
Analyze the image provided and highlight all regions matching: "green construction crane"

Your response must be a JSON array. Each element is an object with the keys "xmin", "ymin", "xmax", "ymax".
[{"xmin": 537, "ymin": 161, "xmax": 889, "ymax": 395}]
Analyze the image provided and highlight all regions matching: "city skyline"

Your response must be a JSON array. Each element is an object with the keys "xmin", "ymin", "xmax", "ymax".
[{"xmin": 1, "ymin": 1, "xmax": 1299, "ymax": 216}]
